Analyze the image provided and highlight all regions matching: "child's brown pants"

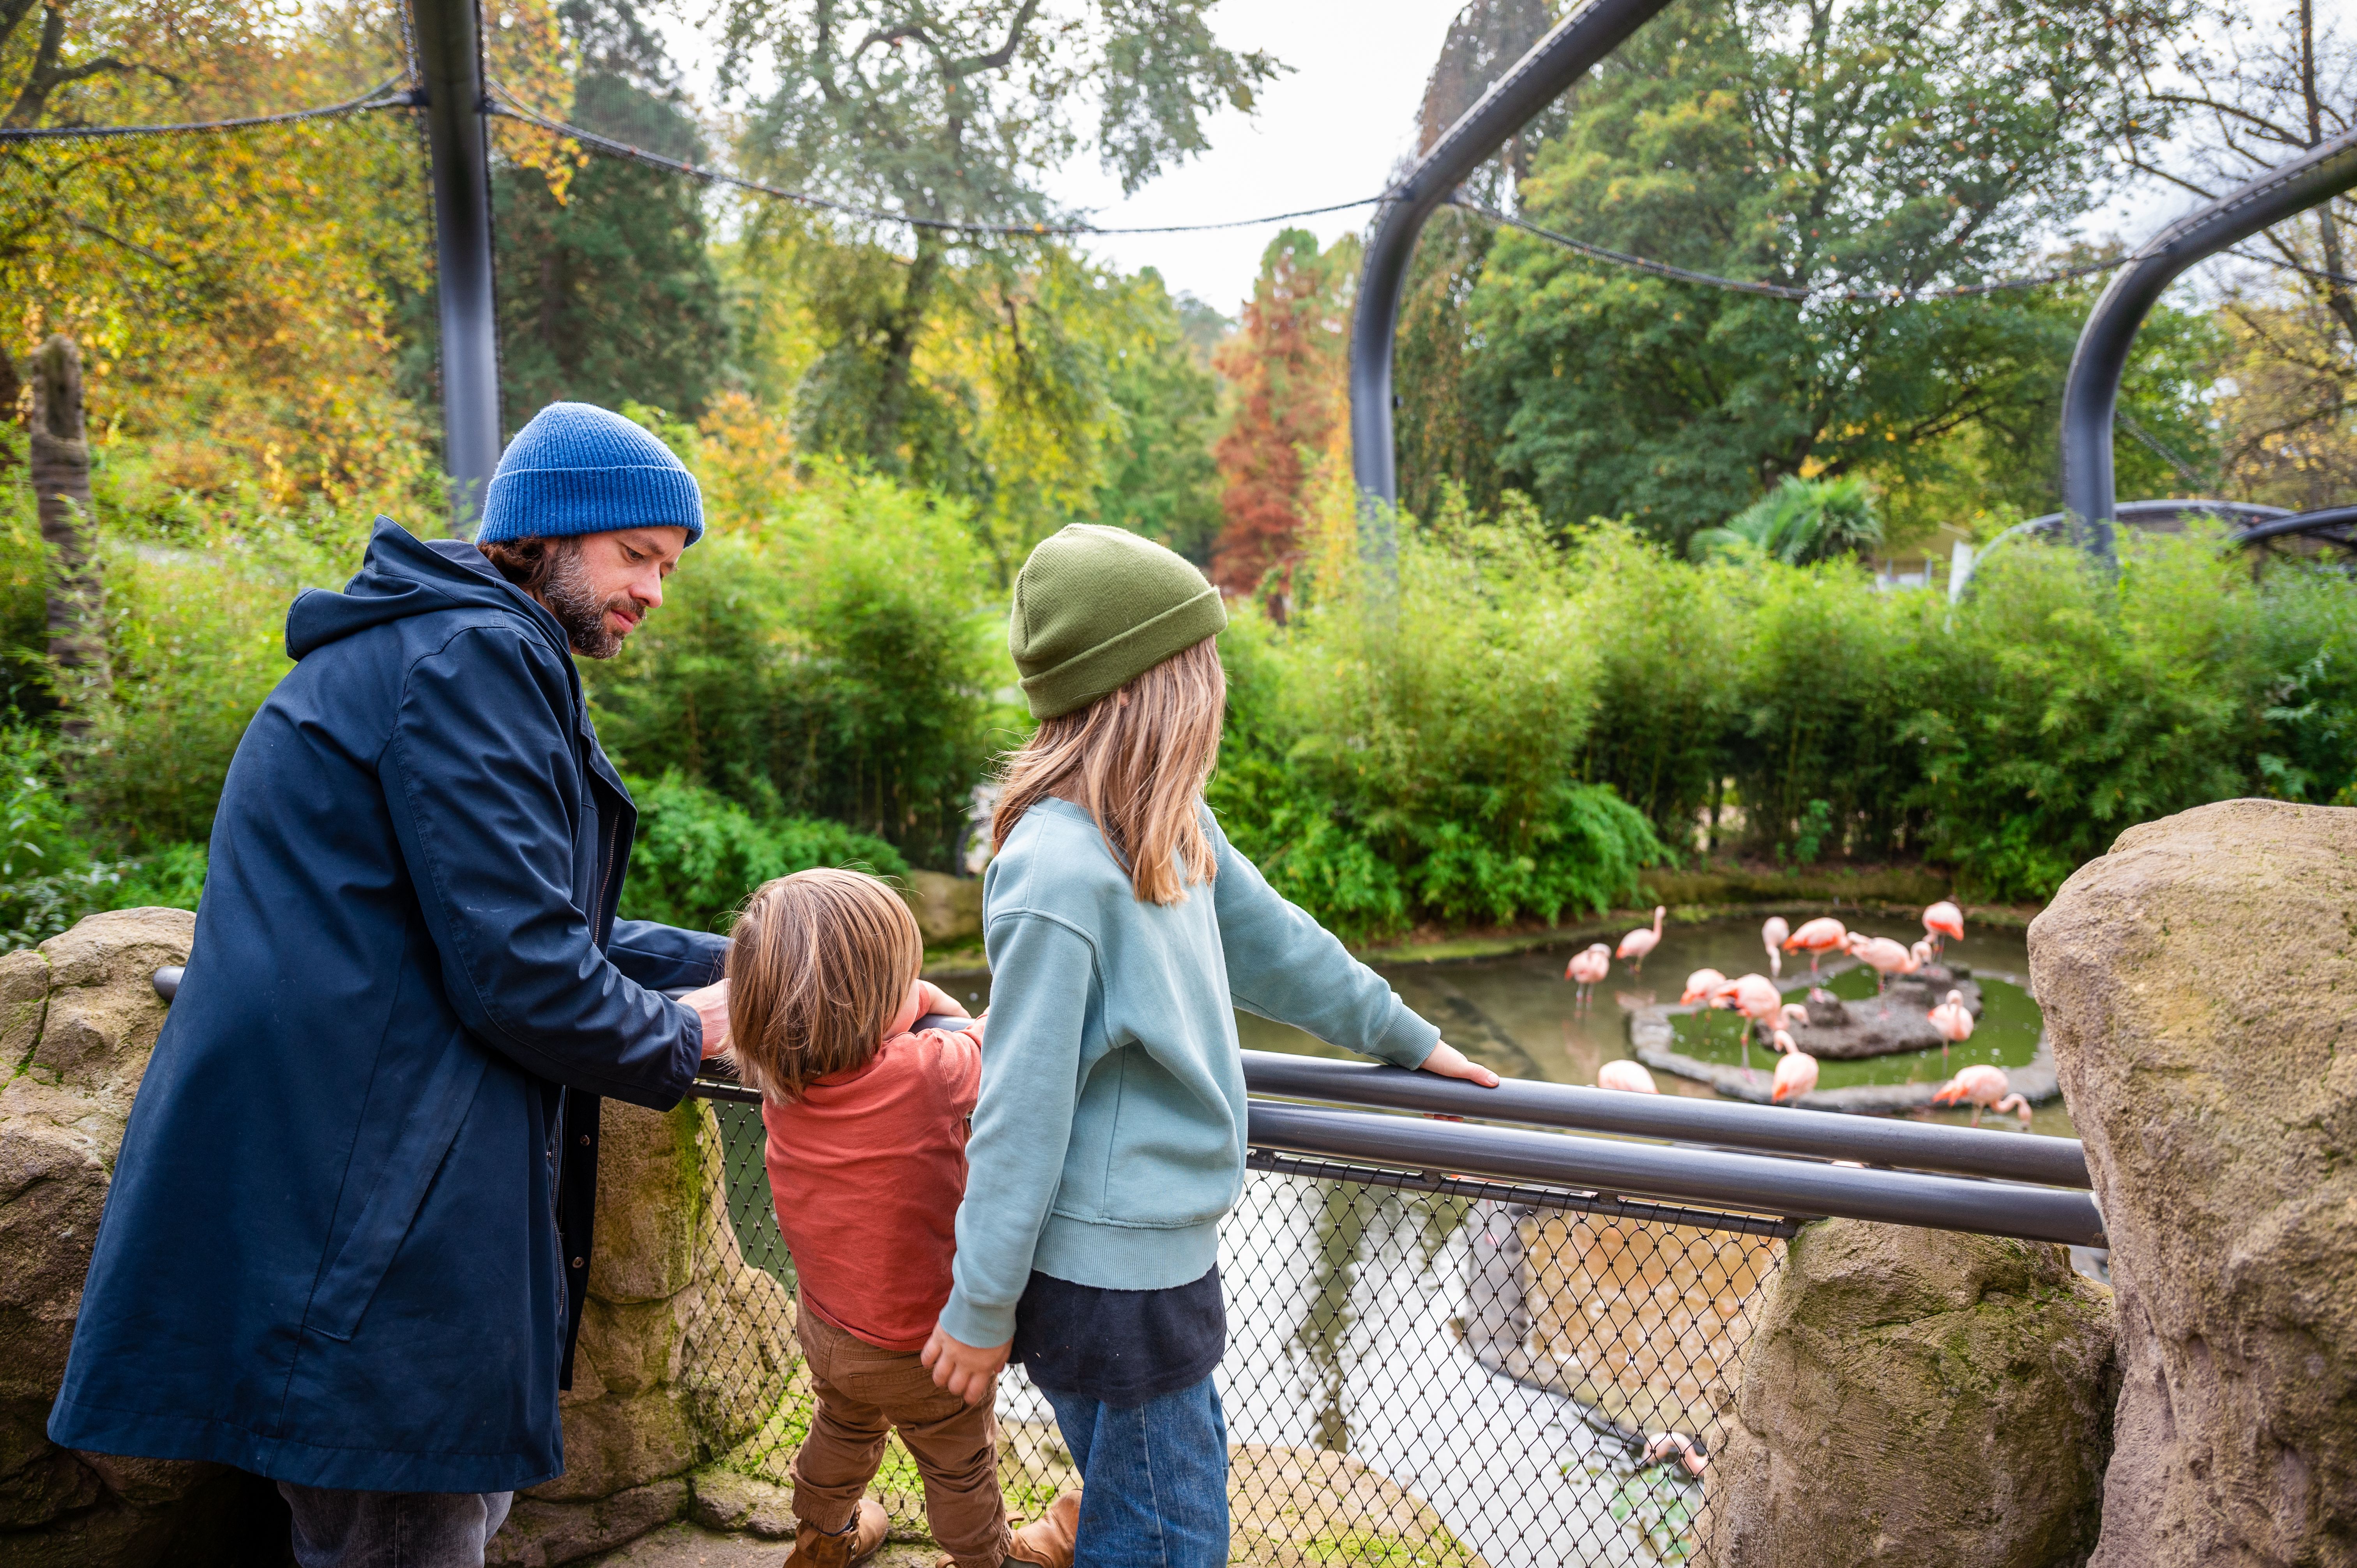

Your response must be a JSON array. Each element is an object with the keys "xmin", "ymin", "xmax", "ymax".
[{"xmin": 793, "ymin": 1311, "xmax": 1016, "ymax": 1568}]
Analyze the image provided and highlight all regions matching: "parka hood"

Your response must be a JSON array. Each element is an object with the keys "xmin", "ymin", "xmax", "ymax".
[{"xmin": 287, "ymin": 517, "xmax": 567, "ymax": 661}]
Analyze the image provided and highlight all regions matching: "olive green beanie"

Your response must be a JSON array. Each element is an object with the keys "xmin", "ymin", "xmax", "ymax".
[{"xmin": 1010, "ymin": 524, "xmax": 1227, "ymax": 719}]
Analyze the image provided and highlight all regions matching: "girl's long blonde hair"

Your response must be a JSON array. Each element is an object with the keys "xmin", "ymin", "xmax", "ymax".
[{"xmin": 991, "ymin": 636, "xmax": 1225, "ymax": 904}]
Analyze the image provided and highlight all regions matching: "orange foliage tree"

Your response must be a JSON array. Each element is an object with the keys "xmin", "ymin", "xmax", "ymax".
[{"xmin": 1210, "ymin": 228, "xmax": 1355, "ymax": 609}]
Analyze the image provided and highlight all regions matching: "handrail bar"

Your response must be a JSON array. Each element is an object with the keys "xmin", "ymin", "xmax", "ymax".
[
  {"xmin": 1239, "ymin": 1049, "xmax": 2093, "ymax": 1190},
  {"xmin": 1247, "ymin": 1100, "xmax": 2105, "ymax": 1249}
]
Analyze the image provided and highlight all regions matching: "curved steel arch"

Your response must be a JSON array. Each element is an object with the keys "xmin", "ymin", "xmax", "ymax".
[
  {"xmin": 1347, "ymin": 0, "xmax": 1681, "ymax": 574},
  {"xmin": 2058, "ymin": 127, "xmax": 2357, "ymax": 567}
]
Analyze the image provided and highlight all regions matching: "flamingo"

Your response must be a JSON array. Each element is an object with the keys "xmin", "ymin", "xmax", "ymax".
[
  {"xmin": 1565, "ymin": 943, "xmax": 1611, "ymax": 1010},
  {"xmin": 1717, "ymin": 973, "xmax": 1785, "ymax": 1077},
  {"xmin": 1782, "ymin": 916, "xmax": 1849, "ymax": 978},
  {"xmin": 1761, "ymin": 916, "xmax": 1790, "ymax": 980},
  {"xmin": 1679, "ymin": 968, "xmax": 1728, "ymax": 1006},
  {"xmin": 1932, "ymin": 1063, "xmax": 2030, "ymax": 1127},
  {"xmin": 1848, "ymin": 933, "xmax": 1920, "ymax": 993},
  {"xmin": 1598, "ymin": 1060, "xmax": 1659, "ymax": 1093},
  {"xmin": 1640, "ymin": 1432, "xmax": 1708, "ymax": 1477},
  {"xmin": 1922, "ymin": 900, "xmax": 1965, "ymax": 957},
  {"xmin": 1616, "ymin": 906, "xmax": 1666, "ymax": 976},
  {"xmin": 1770, "ymin": 1048, "xmax": 1819, "ymax": 1104},
  {"xmin": 1927, "ymin": 988, "xmax": 1974, "ymax": 1069},
  {"xmin": 1779, "ymin": 1002, "xmax": 1809, "ymax": 1029}
]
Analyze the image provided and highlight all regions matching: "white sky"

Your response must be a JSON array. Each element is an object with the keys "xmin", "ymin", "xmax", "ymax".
[{"xmin": 1035, "ymin": 1, "xmax": 1463, "ymax": 316}]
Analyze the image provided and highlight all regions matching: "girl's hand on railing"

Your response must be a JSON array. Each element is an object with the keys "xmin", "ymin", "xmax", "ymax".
[{"xmin": 1419, "ymin": 1040, "xmax": 1500, "ymax": 1088}]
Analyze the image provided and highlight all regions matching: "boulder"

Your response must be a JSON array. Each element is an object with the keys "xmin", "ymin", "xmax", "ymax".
[
  {"xmin": 1705, "ymin": 1218, "xmax": 2117, "ymax": 1568},
  {"xmin": 2029, "ymin": 798, "xmax": 2357, "ymax": 1567},
  {"xmin": 900, "ymin": 872, "xmax": 982, "ymax": 951}
]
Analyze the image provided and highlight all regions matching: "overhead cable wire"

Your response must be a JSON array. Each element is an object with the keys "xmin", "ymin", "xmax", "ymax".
[
  {"xmin": 2219, "ymin": 246, "xmax": 2357, "ymax": 287},
  {"xmin": 0, "ymin": 77, "xmax": 416, "ymax": 141},
  {"xmin": 486, "ymin": 85, "xmax": 1392, "ymax": 237},
  {"xmin": 1448, "ymin": 196, "xmax": 2133, "ymax": 302}
]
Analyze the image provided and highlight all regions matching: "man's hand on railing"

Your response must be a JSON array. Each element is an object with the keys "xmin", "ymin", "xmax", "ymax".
[
  {"xmin": 1419, "ymin": 1039, "xmax": 1501, "ymax": 1088},
  {"xmin": 678, "ymin": 979, "xmax": 732, "ymax": 1061},
  {"xmin": 920, "ymin": 1323, "xmax": 1009, "ymax": 1406}
]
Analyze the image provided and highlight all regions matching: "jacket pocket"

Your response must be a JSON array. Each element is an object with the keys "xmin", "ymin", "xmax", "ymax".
[{"xmin": 306, "ymin": 1036, "xmax": 493, "ymax": 1342}]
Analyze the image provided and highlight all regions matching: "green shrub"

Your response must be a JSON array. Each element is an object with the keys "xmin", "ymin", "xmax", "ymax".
[
  {"xmin": 587, "ymin": 462, "xmax": 1008, "ymax": 869},
  {"xmin": 1211, "ymin": 510, "xmax": 1666, "ymax": 942},
  {"xmin": 617, "ymin": 771, "xmax": 910, "ymax": 933}
]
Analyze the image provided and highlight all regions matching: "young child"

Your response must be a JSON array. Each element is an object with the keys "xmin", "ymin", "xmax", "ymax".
[
  {"xmin": 730, "ymin": 867, "xmax": 1080, "ymax": 1568},
  {"xmin": 920, "ymin": 526, "xmax": 1500, "ymax": 1568}
]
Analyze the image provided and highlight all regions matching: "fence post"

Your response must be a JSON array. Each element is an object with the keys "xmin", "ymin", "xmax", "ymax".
[{"xmin": 411, "ymin": 0, "xmax": 502, "ymax": 534}]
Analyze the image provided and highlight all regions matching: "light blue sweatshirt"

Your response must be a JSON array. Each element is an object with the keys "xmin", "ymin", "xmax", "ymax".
[{"xmin": 938, "ymin": 798, "xmax": 1441, "ymax": 1349}]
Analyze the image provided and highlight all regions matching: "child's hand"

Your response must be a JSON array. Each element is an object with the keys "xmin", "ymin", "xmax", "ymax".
[
  {"xmin": 915, "ymin": 979, "xmax": 972, "ymax": 1021},
  {"xmin": 1419, "ymin": 1040, "xmax": 1500, "ymax": 1088},
  {"xmin": 920, "ymin": 1324, "xmax": 1010, "ymax": 1405}
]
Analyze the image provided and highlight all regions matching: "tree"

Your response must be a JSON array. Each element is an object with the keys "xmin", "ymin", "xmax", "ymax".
[
  {"xmin": 491, "ymin": 0, "xmax": 729, "ymax": 430},
  {"xmin": 712, "ymin": 0, "xmax": 1279, "ymax": 481},
  {"xmin": 1092, "ymin": 268, "xmax": 1224, "ymax": 563},
  {"xmin": 1210, "ymin": 228, "xmax": 1354, "ymax": 604},
  {"xmin": 1453, "ymin": 0, "xmax": 2173, "ymax": 543}
]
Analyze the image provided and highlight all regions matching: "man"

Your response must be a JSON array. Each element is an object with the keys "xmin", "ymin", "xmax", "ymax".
[{"xmin": 49, "ymin": 403, "xmax": 732, "ymax": 1566}]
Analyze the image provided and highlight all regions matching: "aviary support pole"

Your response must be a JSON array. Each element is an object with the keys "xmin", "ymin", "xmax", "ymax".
[
  {"xmin": 412, "ymin": 0, "xmax": 502, "ymax": 534},
  {"xmin": 1347, "ymin": 0, "xmax": 1678, "ymax": 583}
]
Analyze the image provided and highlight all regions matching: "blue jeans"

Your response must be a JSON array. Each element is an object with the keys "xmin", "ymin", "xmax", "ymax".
[
  {"xmin": 1040, "ymin": 1374, "xmax": 1228, "ymax": 1568},
  {"xmin": 277, "ymin": 1483, "xmax": 514, "ymax": 1568}
]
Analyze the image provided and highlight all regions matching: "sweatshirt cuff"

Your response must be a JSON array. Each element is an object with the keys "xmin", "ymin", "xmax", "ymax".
[
  {"xmin": 936, "ymin": 1288, "xmax": 1017, "ymax": 1351},
  {"xmin": 1369, "ymin": 1000, "xmax": 1441, "ymax": 1070}
]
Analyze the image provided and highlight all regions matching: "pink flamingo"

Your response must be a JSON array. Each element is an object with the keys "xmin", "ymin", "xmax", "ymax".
[
  {"xmin": 1616, "ymin": 906, "xmax": 1666, "ymax": 976},
  {"xmin": 1922, "ymin": 900, "xmax": 1965, "ymax": 957},
  {"xmin": 1848, "ymin": 933, "xmax": 1920, "ymax": 993},
  {"xmin": 1565, "ymin": 943, "xmax": 1611, "ymax": 1010},
  {"xmin": 1931, "ymin": 1063, "xmax": 2031, "ymax": 1127},
  {"xmin": 1761, "ymin": 916, "xmax": 1790, "ymax": 980},
  {"xmin": 1718, "ymin": 973, "xmax": 1785, "ymax": 1077},
  {"xmin": 1779, "ymin": 1002, "xmax": 1809, "ymax": 1029},
  {"xmin": 1598, "ymin": 1060, "xmax": 1659, "ymax": 1094},
  {"xmin": 1927, "ymin": 988, "xmax": 1974, "ymax": 1069},
  {"xmin": 1679, "ymin": 968, "xmax": 1727, "ymax": 1006},
  {"xmin": 1782, "ymin": 916, "xmax": 1849, "ymax": 978},
  {"xmin": 1641, "ymin": 1432, "xmax": 1708, "ymax": 1476},
  {"xmin": 1770, "ymin": 1047, "xmax": 1819, "ymax": 1104}
]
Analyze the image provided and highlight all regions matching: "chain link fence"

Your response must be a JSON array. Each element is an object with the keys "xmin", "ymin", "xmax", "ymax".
[{"xmin": 678, "ymin": 1092, "xmax": 1797, "ymax": 1568}]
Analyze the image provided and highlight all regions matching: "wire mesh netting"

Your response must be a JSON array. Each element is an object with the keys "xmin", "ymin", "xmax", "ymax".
[{"xmin": 681, "ymin": 1089, "xmax": 1795, "ymax": 1568}]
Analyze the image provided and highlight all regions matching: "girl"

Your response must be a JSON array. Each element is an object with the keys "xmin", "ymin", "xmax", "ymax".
[{"xmin": 921, "ymin": 524, "xmax": 1497, "ymax": 1568}]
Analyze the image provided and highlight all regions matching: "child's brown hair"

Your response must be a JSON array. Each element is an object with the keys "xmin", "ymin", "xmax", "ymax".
[{"xmin": 726, "ymin": 867, "xmax": 923, "ymax": 1101}]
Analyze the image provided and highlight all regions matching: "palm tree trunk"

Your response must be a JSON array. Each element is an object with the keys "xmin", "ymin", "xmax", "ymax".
[{"xmin": 28, "ymin": 335, "xmax": 109, "ymax": 731}]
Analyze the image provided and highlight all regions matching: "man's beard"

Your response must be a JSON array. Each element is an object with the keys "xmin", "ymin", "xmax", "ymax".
[{"xmin": 541, "ymin": 545, "xmax": 635, "ymax": 660}]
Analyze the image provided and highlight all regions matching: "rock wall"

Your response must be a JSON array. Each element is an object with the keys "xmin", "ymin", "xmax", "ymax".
[
  {"xmin": 2029, "ymin": 799, "xmax": 2357, "ymax": 1568},
  {"xmin": 1704, "ymin": 1218, "xmax": 2117, "ymax": 1568}
]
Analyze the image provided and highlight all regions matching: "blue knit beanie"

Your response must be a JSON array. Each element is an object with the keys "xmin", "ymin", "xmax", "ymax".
[{"xmin": 477, "ymin": 402, "xmax": 704, "ymax": 546}]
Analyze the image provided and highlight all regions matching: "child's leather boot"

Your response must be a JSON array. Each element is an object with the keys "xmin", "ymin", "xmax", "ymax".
[
  {"xmin": 1005, "ymin": 1490, "xmax": 1081, "ymax": 1568},
  {"xmin": 787, "ymin": 1497, "xmax": 889, "ymax": 1568}
]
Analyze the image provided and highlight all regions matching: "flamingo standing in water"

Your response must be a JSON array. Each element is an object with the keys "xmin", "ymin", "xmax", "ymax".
[
  {"xmin": 1598, "ymin": 1060, "xmax": 1659, "ymax": 1094},
  {"xmin": 1782, "ymin": 917, "xmax": 1849, "ymax": 979},
  {"xmin": 1565, "ymin": 943, "xmax": 1611, "ymax": 1010},
  {"xmin": 1718, "ymin": 973, "xmax": 1785, "ymax": 1077},
  {"xmin": 1932, "ymin": 1063, "xmax": 2031, "ymax": 1127},
  {"xmin": 1680, "ymin": 968, "xmax": 1728, "ymax": 1006},
  {"xmin": 1927, "ymin": 988, "xmax": 1974, "ymax": 1069},
  {"xmin": 1617, "ymin": 906, "xmax": 1666, "ymax": 976},
  {"xmin": 1922, "ymin": 900, "xmax": 1965, "ymax": 957},
  {"xmin": 1848, "ymin": 933, "xmax": 1920, "ymax": 993},
  {"xmin": 1770, "ymin": 1047, "xmax": 1819, "ymax": 1105},
  {"xmin": 1761, "ymin": 917, "xmax": 1790, "ymax": 980}
]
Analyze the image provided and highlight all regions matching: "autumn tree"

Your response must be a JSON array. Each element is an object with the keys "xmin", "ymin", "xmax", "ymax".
[
  {"xmin": 1210, "ymin": 228, "xmax": 1355, "ymax": 604},
  {"xmin": 712, "ymin": 0, "xmax": 1280, "ymax": 490}
]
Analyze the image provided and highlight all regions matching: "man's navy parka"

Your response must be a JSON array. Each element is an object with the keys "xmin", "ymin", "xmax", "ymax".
[{"xmin": 47, "ymin": 520, "xmax": 726, "ymax": 1493}]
